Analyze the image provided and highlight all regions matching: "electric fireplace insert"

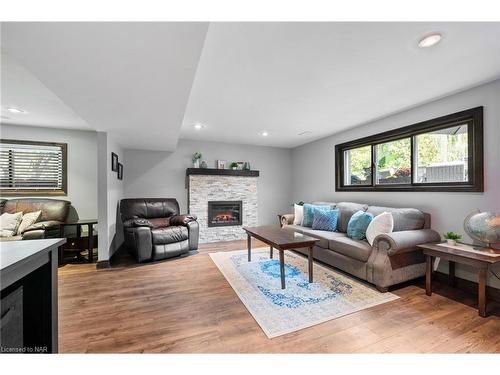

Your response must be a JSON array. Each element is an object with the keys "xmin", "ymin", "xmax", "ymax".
[{"xmin": 207, "ymin": 200, "xmax": 242, "ymax": 227}]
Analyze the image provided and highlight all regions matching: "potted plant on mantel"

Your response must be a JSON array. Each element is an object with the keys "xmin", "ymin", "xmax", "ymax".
[
  {"xmin": 230, "ymin": 162, "xmax": 239, "ymax": 170},
  {"xmin": 443, "ymin": 232, "xmax": 462, "ymax": 246},
  {"xmin": 192, "ymin": 152, "xmax": 202, "ymax": 168}
]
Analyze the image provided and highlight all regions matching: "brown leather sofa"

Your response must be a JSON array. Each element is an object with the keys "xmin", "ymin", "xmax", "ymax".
[
  {"xmin": 0, "ymin": 198, "xmax": 71, "ymax": 240},
  {"xmin": 120, "ymin": 198, "xmax": 199, "ymax": 263}
]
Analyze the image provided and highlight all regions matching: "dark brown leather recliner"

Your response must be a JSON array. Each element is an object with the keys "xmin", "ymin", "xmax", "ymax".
[
  {"xmin": 120, "ymin": 198, "xmax": 199, "ymax": 263},
  {"xmin": 0, "ymin": 198, "xmax": 71, "ymax": 240}
]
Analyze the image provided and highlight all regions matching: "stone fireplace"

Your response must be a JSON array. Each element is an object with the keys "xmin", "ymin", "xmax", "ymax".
[{"xmin": 187, "ymin": 169, "xmax": 259, "ymax": 243}]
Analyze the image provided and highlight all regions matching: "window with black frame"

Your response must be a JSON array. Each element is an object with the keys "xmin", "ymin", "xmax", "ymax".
[
  {"xmin": 0, "ymin": 139, "xmax": 67, "ymax": 195},
  {"xmin": 335, "ymin": 107, "xmax": 483, "ymax": 192}
]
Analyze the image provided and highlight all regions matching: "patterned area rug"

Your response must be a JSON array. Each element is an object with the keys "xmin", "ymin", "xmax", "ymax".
[{"xmin": 210, "ymin": 248, "xmax": 399, "ymax": 338}]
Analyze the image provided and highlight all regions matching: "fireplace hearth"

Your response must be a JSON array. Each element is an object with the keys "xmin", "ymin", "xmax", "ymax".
[{"xmin": 208, "ymin": 200, "xmax": 242, "ymax": 227}]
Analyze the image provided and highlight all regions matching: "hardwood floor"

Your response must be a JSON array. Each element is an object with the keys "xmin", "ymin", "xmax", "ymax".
[{"xmin": 58, "ymin": 239, "xmax": 500, "ymax": 353}]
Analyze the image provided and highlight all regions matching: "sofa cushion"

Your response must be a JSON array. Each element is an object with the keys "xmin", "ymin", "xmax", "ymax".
[
  {"xmin": 151, "ymin": 226, "xmax": 188, "ymax": 244},
  {"xmin": 366, "ymin": 211, "xmax": 394, "ymax": 246},
  {"xmin": 312, "ymin": 201, "xmax": 337, "ymax": 209},
  {"xmin": 329, "ymin": 236, "xmax": 373, "ymax": 262},
  {"xmin": 18, "ymin": 210, "xmax": 42, "ymax": 234},
  {"xmin": 283, "ymin": 224, "xmax": 346, "ymax": 248},
  {"xmin": 347, "ymin": 210, "xmax": 374, "ymax": 240},
  {"xmin": 336, "ymin": 202, "xmax": 368, "ymax": 233},
  {"xmin": 0, "ymin": 212, "xmax": 23, "ymax": 236},
  {"xmin": 293, "ymin": 204, "xmax": 304, "ymax": 225},
  {"xmin": 366, "ymin": 206, "xmax": 425, "ymax": 231},
  {"xmin": 312, "ymin": 209, "xmax": 339, "ymax": 232},
  {"xmin": 1, "ymin": 198, "xmax": 70, "ymax": 222},
  {"xmin": 302, "ymin": 204, "xmax": 331, "ymax": 227}
]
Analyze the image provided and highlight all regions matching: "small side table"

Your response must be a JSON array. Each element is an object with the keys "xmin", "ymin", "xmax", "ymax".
[
  {"xmin": 59, "ymin": 220, "xmax": 98, "ymax": 265},
  {"xmin": 417, "ymin": 242, "xmax": 500, "ymax": 317}
]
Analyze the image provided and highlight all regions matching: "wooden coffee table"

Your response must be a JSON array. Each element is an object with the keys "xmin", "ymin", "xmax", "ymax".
[
  {"xmin": 418, "ymin": 242, "xmax": 500, "ymax": 317},
  {"xmin": 243, "ymin": 225, "xmax": 319, "ymax": 289}
]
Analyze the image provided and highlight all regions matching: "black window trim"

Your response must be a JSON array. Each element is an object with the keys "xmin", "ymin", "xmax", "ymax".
[
  {"xmin": 0, "ymin": 138, "xmax": 68, "ymax": 196},
  {"xmin": 335, "ymin": 106, "xmax": 484, "ymax": 192}
]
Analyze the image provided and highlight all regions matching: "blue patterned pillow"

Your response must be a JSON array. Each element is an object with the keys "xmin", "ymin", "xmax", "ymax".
[
  {"xmin": 312, "ymin": 209, "xmax": 339, "ymax": 232},
  {"xmin": 347, "ymin": 210, "xmax": 374, "ymax": 240},
  {"xmin": 302, "ymin": 204, "xmax": 331, "ymax": 227}
]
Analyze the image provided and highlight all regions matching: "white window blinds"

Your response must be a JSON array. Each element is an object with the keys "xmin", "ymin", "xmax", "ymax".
[{"xmin": 0, "ymin": 141, "xmax": 66, "ymax": 193}]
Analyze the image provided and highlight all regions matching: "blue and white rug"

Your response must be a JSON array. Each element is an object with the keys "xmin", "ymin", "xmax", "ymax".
[{"xmin": 210, "ymin": 248, "xmax": 399, "ymax": 338}]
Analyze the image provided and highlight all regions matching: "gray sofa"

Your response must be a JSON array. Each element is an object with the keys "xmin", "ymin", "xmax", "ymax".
[{"xmin": 280, "ymin": 201, "xmax": 440, "ymax": 291}]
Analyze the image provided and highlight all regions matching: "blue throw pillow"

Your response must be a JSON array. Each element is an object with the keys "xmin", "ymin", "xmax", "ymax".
[
  {"xmin": 347, "ymin": 210, "xmax": 374, "ymax": 240},
  {"xmin": 312, "ymin": 209, "xmax": 339, "ymax": 232},
  {"xmin": 302, "ymin": 204, "xmax": 331, "ymax": 227}
]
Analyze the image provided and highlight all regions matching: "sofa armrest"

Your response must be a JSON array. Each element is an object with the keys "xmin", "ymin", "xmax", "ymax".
[
  {"xmin": 374, "ymin": 229, "xmax": 441, "ymax": 256},
  {"xmin": 22, "ymin": 229, "xmax": 46, "ymax": 240},
  {"xmin": 123, "ymin": 218, "xmax": 153, "ymax": 228},
  {"xmin": 22, "ymin": 220, "xmax": 62, "ymax": 233},
  {"xmin": 170, "ymin": 214, "xmax": 197, "ymax": 226},
  {"xmin": 279, "ymin": 214, "xmax": 295, "ymax": 227}
]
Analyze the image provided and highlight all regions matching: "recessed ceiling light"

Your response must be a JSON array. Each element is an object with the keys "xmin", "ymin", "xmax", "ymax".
[
  {"xmin": 193, "ymin": 123, "xmax": 205, "ymax": 130},
  {"xmin": 418, "ymin": 33, "xmax": 442, "ymax": 48},
  {"xmin": 260, "ymin": 131, "xmax": 269, "ymax": 137},
  {"xmin": 5, "ymin": 107, "xmax": 26, "ymax": 114}
]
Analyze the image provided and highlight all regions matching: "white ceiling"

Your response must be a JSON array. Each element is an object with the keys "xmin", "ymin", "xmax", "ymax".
[
  {"xmin": 1, "ymin": 52, "xmax": 90, "ymax": 129},
  {"xmin": 1, "ymin": 22, "xmax": 500, "ymax": 150},
  {"xmin": 1, "ymin": 22, "xmax": 209, "ymax": 151},
  {"xmin": 181, "ymin": 22, "xmax": 500, "ymax": 148}
]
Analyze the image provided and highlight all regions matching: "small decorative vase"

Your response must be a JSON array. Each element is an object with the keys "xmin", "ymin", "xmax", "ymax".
[
  {"xmin": 193, "ymin": 159, "xmax": 200, "ymax": 168},
  {"xmin": 200, "ymin": 160, "xmax": 208, "ymax": 169},
  {"xmin": 243, "ymin": 162, "xmax": 251, "ymax": 170},
  {"xmin": 446, "ymin": 239, "xmax": 457, "ymax": 246}
]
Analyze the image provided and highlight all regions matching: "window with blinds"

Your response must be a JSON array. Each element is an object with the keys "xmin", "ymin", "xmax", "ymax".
[{"xmin": 0, "ymin": 139, "xmax": 67, "ymax": 195}]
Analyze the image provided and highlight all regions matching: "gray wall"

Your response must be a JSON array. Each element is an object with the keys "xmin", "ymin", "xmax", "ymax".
[
  {"xmin": 0, "ymin": 124, "xmax": 98, "ymax": 220},
  {"xmin": 97, "ymin": 132, "xmax": 124, "ymax": 261},
  {"xmin": 291, "ymin": 79, "xmax": 500, "ymax": 288},
  {"xmin": 124, "ymin": 139, "xmax": 292, "ymax": 225}
]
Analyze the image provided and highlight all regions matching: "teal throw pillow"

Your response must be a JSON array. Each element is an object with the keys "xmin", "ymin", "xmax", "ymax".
[
  {"xmin": 347, "ymin": 210, "xmax": 374, "ymax": 240},
  {"xmin": 312, "ymin": 209, "xmax": 339, "ymax": 232},
  {"xmin": 302, "ymin": 204, "xmax": 331, "ymax": 227}
]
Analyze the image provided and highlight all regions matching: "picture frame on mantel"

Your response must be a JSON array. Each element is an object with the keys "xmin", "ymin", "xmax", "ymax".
[
  {"xmin": 217, "ymin": 160, "xmax": 227, "ymax": 169},
  {"xmin": 117, "ymin": 162, "xmax": 123, "ymax": 180},
  {"xmin": 111, "ymin": 152, "xmax": 119, "ymax": 172}
]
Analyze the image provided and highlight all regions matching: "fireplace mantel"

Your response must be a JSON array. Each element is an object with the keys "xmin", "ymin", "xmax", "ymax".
[{"xmin": 186, "ymin": 168, "xmax": 259, "ymax": 177}]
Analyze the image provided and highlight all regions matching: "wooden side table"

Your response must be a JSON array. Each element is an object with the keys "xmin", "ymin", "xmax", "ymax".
[
  {"xmin": 59, "ymin": 220, "xmax": 98, "ymax": 265},
  {"xmin": 417, "ymin": 242, "xmax": 500, "ymax": 317}
]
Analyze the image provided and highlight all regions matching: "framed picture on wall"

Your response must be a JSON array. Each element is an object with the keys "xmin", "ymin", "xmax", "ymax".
[
  {"xmin": 117, "ymin": 163, "xmax": 123, "ymax": 180},
  {"xmin": 111, "ymin": 152, "xmax": 119, "ymax": 172}
]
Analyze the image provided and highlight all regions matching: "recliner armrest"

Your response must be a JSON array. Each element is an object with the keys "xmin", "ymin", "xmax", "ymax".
[
  {"xmin": 373, "ymin": 229, "xmax": 441, "ymax": 256},
  {"xmin": 125, "ymin": 226, "xmax": 153, "ymax": 262},
  {"xmin": 123, "ymin": 218, "xmax": 154, "ymax": 228},
  {"xmin": 170, "ymin": 214, "xmax": 197, "ymax": 226}
]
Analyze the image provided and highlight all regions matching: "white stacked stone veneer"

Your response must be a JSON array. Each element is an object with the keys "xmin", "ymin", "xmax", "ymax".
[{"xmin": 188, "ymin": 175, "xmax": 258, "ymax": 243}]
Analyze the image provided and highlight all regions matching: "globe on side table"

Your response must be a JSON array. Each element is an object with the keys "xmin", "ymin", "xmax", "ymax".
[{"xmin": 463, "ymin": 209, "xmax": 500, "ymax": 250}]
